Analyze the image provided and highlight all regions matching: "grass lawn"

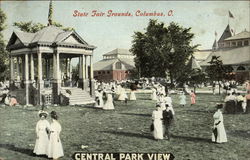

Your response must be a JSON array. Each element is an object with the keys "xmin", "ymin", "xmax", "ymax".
[{"xmin": 0, "ymin": 93, "xmax": 250, "ymax": 160}]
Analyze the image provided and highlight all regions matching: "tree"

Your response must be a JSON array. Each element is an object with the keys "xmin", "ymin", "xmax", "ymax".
[
  {"xmin": 13, "ymin": 21, "xmax": 74, "ymax": 33},
  {"xmin": 13, "ymin": 0, "xmax": 73, "ymax": 33},
  {"xmin": 130, "ymin": 19, "xmax": 198, "ymax": 86},
  {"xmin": 0, "ymin": 9, "xmax": 9, "ymax": 81},
  {"xmin": 205, "ymin": 55, "xmax": 233, "ymax": 94}
]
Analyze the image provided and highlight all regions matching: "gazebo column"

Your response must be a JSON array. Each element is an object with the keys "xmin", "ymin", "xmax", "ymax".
[
  {"xmin": 16, "ymin": 57, "xmax": 20, "ymax": 81},
  {"xmin": 84, "ymin": 55, "xmax": 88, "ymax": 90},
  {"xmin": 46, "ymin": 58, "xmax": 50, "ymax": 79},
  {"xmin": 24, "ymin": 53, "xmax": 30, "ymax": 105},
  {"xmin": 9, "ymin": 55, "xmax": 14, "ymax": 89},
  {"xmin": 66, "ymin": 58, "xmax": 69, "ymax": 78},
  {"xmin": 78, "ymin": 56, "xmax": 83, "ymax": 88},
  {"xmin": 15, "ymin": 57, "xmax": 21, "ymax": 88},
  {"xmin": 69, "ymin": 58, "xmax": 72, "ymax": 83},
  {"xmin": 37, "ymin": 52, "xmax": 44, "ymax": 105},
  {"xmin": 52, "ymin": 52, "xmax": 61, "ymax": 104},
  {"xmin": 30, "ymin": 54, "xmax": 35, "ymax": 85},
  {"xmin": 21, "ymin": 56, "xmax": 25, "ymax": 81},
  {"xmin": 82, "ymin": 55, "xmax": 86, "ymax": 90},
  {"xmin": 89, "ymin": 55, "xmax": 95, "ymax": 96}
]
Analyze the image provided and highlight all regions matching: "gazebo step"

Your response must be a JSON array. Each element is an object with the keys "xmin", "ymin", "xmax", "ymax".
[
  {"xmin": 69, "ymin": 100, "xmax": 96, "ymax": 105},
  {"xmin": 61, "ymin": 87, "xmax": 95, "ymax": 105}
]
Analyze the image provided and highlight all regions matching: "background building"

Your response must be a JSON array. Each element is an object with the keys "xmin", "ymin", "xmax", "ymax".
[
  {"xmin": 93, "ymin": 48, "xmax": 135, "ymax": 81},
  {"xmin": 197, "ymin": 25, "xmax": 250, "ymax": 82}
]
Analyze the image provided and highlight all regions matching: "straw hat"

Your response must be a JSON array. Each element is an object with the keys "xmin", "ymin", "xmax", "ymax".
[
  {"xmin": 38, "ymin": 110, "xmax": 48, "ymax": 118},
  {"xmin": 216, "ymin": 103, "xmax": 223, "ymax": 109}
]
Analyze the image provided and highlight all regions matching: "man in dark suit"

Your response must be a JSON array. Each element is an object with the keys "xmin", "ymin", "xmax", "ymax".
[{"xmin": 162, "ymin": 104, "xmax": 174, "ymax": 140}]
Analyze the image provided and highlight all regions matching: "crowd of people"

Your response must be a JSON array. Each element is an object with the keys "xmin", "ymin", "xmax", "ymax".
[{"xmin": 1, "ymin": 78, "xmax": 250, "ymax": 160}]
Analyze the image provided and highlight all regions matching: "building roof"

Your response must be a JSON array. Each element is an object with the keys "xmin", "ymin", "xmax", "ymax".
[
  {"xmin": 14, "ymin": 31, "xmax": 34, "ymax": 45},
  {"xmin": 224, "ymin": 30, "xmax": 250, "ymax": 41},
  {"xmin": 93, "ymin": 59, "xmax": 118, "ymax": 71},
  {"xmin": 200, "ymin": 46, "xmax": 250, "ymax": 66},
  {"xmin": 94, "ymin": 58, "xmax": 135, "ymax": 71},
  {"xmin": 6, "ymin": 25, "xmax": 96, "ymax": 50},
  {"xmin": 103, "ymin": 48, "xmax": 132, "ymax": 56},
  {"xmin": 31, "ymin": 26, "xmax": 64, "ymax": 43},
  {"xmin": 193, "ymin": 49, "xmax": 212, "ymax": 61},
  {"xmin": 218, "ymin": 24, "xmax": 233, "ymax": 43},
  {"xmin": 212, "ymin": 39, "xmax": 218, "ymax": 49}
]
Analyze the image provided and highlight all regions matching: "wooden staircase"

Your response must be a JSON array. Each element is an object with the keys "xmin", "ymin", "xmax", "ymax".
[{"xmin": 61, "ymin": 87, "xmax": 95, "ymax": 105}]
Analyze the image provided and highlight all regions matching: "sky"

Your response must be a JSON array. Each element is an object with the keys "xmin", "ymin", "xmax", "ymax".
[{"xmin": 1, "ymin": 1, "xmax": 249, "ymax": 63}]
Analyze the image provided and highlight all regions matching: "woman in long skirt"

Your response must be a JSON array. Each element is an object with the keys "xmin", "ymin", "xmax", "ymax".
[
  {"xmin": 33, "ymin": 110, "xmax": 50, "ymax": 156},
  {"xmin": 47, "ymin": 111, "xmax": 64, "ymax": 160},
  {"xmin": 152, "ymin": 105, "xmax": 164, "ymax": 140},
  {"xmin": 118, "ymin": 86, "xmax": 128, "ymax": 101},
  {"xmin": 95, "ymin": 89, "xmax": 104, "ymax": 108},
  {"xmin": 151, "ymin": 88, "xmax": 157, "ymax": 100},
  {"xmin": 179, "ymin": 92, "xmax": 186, "ymax": 106},
  {"xmin": 212, "ymin": 104, "xmax": 227, "ymax": 143},
  {"xmin": 190, "ymin": 90, "xmax": 196, "ymax": 105},
  {"xmin": 103, "ymin": 92, "xmax": 115, "ymax": 110},
  {"xmin": 129, "ymin": 90, "xmax": 136, "ymax": 100}
]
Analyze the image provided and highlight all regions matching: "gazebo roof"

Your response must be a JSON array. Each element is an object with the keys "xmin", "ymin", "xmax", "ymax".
[{"xmin": 6, "ymin": 25, "xmax": 96, "ymax": 51}]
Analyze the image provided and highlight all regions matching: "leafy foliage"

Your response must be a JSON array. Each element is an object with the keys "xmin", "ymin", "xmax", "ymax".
[
  {"xmin": 130, "ymin": 19, "xmax": 198, "ymax": 85},
  {"xmin": 205, "ymin": 55, "xmax": 233, "ymax": 82},
  {"xmin": 13, "ymin": 21, "xmax": 74, "ymax": 33},
  {"xmin": 0, "ymin": 9, "xmax": 9, "ymax": 81}
]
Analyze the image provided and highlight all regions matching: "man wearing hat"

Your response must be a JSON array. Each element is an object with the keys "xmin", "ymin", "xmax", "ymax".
[
  {"xmin": 212, "ymin": 104, "xmax": 227, "ymax": 143},
  {"xmin": 34, "ymin": 110, "xmax": 50, "ymax": 156},
  {"xmin": 162, "ymin": 104, "xmax": 174, "ymax": 140}
]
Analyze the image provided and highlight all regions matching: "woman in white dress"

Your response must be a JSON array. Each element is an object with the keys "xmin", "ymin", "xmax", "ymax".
[
  {"xmin": 103, "ymin": 91, "xmax": 115, "ymax": 110},
  {"xmin": 129, "ymin": 90, "xmax": 136, "ymax": 100},
  {"xmin": 95, "ymin": 89, "xmax": 104, "ymax": 108},
  {"xmin": 179, "ymin": 92, "xmax": 186, "ymax": 106},
  {"xmin": 118, "ymin": 86, "xmax": 128, "ymax": 101},
  {"xmin": 152, "ymin": 105, "xmax": 164, "ymax": 140},
  {"xmin": 47, "ymin": 111, "xmax": 64, "ymax": 160},
  {"xmin": 33, "ymin": 110, "xmax": 50, "ymax": 156},
  {"xmin": 116, "ymin": 84, "xmax": 122, "ymax": 96},
  {"xmin": 212, "ymin": 104, "xmax": 227, "ymax": 143},
  {"xmin": 151, "ymin": 88, "xmax": 157, "ymax": 100}
]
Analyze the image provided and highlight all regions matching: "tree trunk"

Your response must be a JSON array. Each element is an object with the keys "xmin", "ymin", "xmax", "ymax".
[
  {"xmin": 219, "ymin": 84, "xmax": 221, "ymax": 95},
  {"xmin": 169, "ymin": 71, "xmax": 174, "ymax": 88}
]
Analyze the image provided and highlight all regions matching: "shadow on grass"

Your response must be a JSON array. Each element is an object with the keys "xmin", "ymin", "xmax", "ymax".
[
  {"xmin": 0, "ymin": 143, "xmax": 47, "ymax": 158},
  {"xmin": 120, "ymin": 113, "xmax": 151, "ymax": 117},
  {"xmin": 100, "ymin": 131, "xmax": 154, "ymax": 140},
  {"xmin": 228, "ymin": 130, "xmax": 250, "ymax": 138},
  {"xmin": 184, "ymin": 109, "xmax": 213, "ymax": 113},
  {"xmin": 172, "ymin": 135, "xmax": 211, "ymax": 143}
]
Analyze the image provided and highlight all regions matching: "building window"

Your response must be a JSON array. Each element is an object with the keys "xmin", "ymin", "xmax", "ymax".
[
  {"xmin": 231, "ymin": 41, "xmax": 236, "ymax": 47},
  {"xmin": 98, "ymin": 71, "xmax": 101, "ymax": 74},
  {"xmin": 102, "ymin": 71, "xmax": 105, "ymax": 74},
  {"xmin": 244, "ymin": 40, "xmax": 249, "ymax": 46},
  {"xmin": 107, "ymin": 71, "xmax": 110, "ymax": 74},
  {"xmin": 237, "ymin": 66, "xmax": 246, "ymax": 70},
  {"xmin": 115, "ymin": 62, "xmax": 122, "ymax": 69},
  {"xmin": 237, "ymin": 41, "xmax": 242, "ymax": 47}
]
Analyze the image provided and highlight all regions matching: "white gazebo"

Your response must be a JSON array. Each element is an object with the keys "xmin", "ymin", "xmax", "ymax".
[{"xmin": 6, "ymin": 25, "xmax": 96, "ymax": 105}]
